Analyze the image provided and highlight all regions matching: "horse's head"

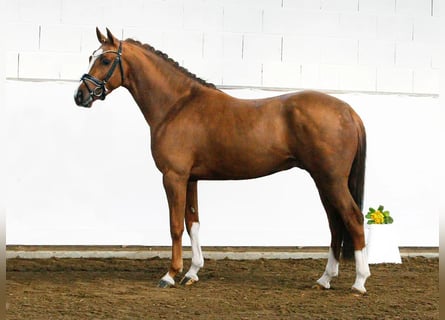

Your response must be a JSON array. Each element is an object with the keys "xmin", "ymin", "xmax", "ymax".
[{"xmin": 74, "ymin": 28, "xmax": 124, "ymax": 108}]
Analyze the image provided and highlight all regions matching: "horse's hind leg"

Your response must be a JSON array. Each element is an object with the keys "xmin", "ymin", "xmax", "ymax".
[
  {"xmin": 316, "ymin": 180, "xmax": 370, "ymax": 293},
  {"xmin": 180, "ymin": 181, "xmax": 204, "ymax": 286}
]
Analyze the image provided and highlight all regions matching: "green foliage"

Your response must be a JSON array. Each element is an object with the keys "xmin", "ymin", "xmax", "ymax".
[{"xmin": 365, "ymin": 205, "xmax": 394, "ymax": 224}]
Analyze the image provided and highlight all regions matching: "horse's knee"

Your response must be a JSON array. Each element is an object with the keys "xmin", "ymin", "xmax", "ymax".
[{"xmin": 170, "ymin": 223, "xmax": 184, "ymax": 241}]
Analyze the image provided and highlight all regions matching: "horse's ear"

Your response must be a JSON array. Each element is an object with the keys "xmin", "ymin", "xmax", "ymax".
[
  {"xmin": 106, "ymin": 28, "xmax": 117, "ymax": 46},
  {"xmin": 96, "ymin": 27, "xmax": 107, "ymax": 44}
]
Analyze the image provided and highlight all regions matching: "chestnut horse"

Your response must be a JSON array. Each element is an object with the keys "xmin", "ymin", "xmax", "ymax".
[{"xmin": 74, "ymin": 28, "xmax": 370, "ymax": 293}]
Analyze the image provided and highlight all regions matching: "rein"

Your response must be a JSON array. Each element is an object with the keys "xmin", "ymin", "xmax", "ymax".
[{"xmin": 80, "ymin": 41, "xmax": 124, "ymax": 103}]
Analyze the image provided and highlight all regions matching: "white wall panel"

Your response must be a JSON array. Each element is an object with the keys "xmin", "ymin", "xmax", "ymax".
[
  {"xmin": 321, "ymin": 0, "xmax": 358, "ymax": 12},
  {"xmin": 223, "ymin": 6, "xmax": 263, "ymax": 33},
  {"xmin": 102, "ymin": 0, "xmax": 145, "ymax": 27},
  {"xmin": 396, "ymin": 0, "xmax": 432, "ymax": 17},
  {"xmin": 431, "ymin": 44, "xmax": 443, "ymax": 69},
  {"xmin": 243, "ymin": 34, "xmax": 282, "ymax": 62},
  {"xmin": 433, "ymin": 0, "xmax": 445, "ymax": 17},
  {"xmin": 396, "ymin": 41, "xmax": 432, "ymax": 68},
  {"xmin": 317, "ymin": 64, "xmax": 342, "ymax": 90},
  {"xmin": 222, "ymin": 60, "xmax": 262, "ymax": 86},
  {"xmin": 338, "ymin": 13, "xmax": 377, "ymax": 39},
  {"xmin": 137, "ymin": 0, "xmax": 184, "ymax": 31},
  {"xmin": 376, "ymin": 67, "xmax": 413, "ymax": 92},
  {"xmin": 413, "ymin": 68, "xmax": 440, "ymax": 93},
  {"xmin": 163, "ymin": 31, "xmax": 203, "ymax": 61},
  {"xmin": 184, "ymin": 2, "xmax": 224, "ymax": 31},
  {"xmin": 376, "ymin": 15, "xmax": 413, "ymax": 41},
  {"xmin": 5, "ymin": 24, "xmax": 40, "ymax": 52},
  {"xmin": 262, "ymin": 8, "xmax": 299, "ymax": 35},
  {"xmin": 292, "ymin": 11, "xmax": 340, "ymax": 37},
  {"xmin": 359, "ymin": 39, "xmax": 395, "ymax": 66},
  {"xmin": 203, "ymin": 32, "xmax": 244, "ymax": 61},
  {"xmin": 3, "ymin": 0, "xmax": 19, "ymax": 23},
  {"xmin": 40, "ymin": 25, "xmax": 82, "ymax": 53},
  {"xmin": 18, "ymin": 52, "xmax": 62, "ymax": 79},
  {"xmin": 5, "ymin": 0, "xmax": 439, "ymax": 94},
  {"xmin": 338, "ymin": 65, "xmax": 376, "ymax": 91},
  {"xmin": 282, "ymin": 0, "xmax": 321, "ymax": 10},
  {"xmin": 223, "ymin": 0, "xmax": 281, "ymax": 9},
  {"xmin": 59, "ymin": 53, "xmax": 87, "ymax": 80},
  {"xmin": 413, "ymin": 16, "xmax": 441, "ymax": 42},
  {"xmin": 262, "ymin": 62, "xmax": 301, "ymax": 88},
  {"xmin": 300, "ymin": 64, "xmax": 320, "ymax": 89},
  {"xmin": 18, "ymin": 0, "xmax": 61, "ymax": 24},
  {"xmin": 60, "ymin": 0, "xmax": 105, "ymax": 25},
  {"xmin": 222, "ymin": 33, "xmax": 244, "ymax": 60},
  {"xmin": 320, "ymin": 38, "xmax": 358, "ymax": 65},
  {"xmin": 282, "ymin": 36, "xmax": 324, "ymax": 63},
  {"xmin": 263, "ymin": 9, "xmax": 341, "ymax": 36},
  {"xmin": 5, "ymin": 53, "xmax": 19, "ymax": 78},
  {"xmin": 202, "ymin": 33, "xmax": 223, "ymax": 60},
  {"xmin": 359, "ymin": 0, "xmax": 395, "ymax": 14}
]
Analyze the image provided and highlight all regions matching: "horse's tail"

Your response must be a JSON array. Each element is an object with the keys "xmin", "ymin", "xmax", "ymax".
[{"xmin": 341, "ymin": 114, "xmax": 366, "ymax": 260}]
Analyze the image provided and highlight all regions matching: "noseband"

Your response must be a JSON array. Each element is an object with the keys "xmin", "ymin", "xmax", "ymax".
[{"xmin": 80, "ymin": 41, "xmax": 124, "ymax": 102}]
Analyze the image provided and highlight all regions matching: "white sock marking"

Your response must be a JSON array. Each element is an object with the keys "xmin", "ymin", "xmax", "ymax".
[
  {"xmin": 352, "ymin": 248, "xmax": 371, "ymax": 293},
  {"xmin": 185, "ymin": 222, "xmax": 204, "ymax": 281},
  {"xmin": 161, "ymin": 272, "xmax": 175, "ymax": 285},
  {"xmin": 316, "ymin": 248, "xmax": 339, "ymax": 289}
]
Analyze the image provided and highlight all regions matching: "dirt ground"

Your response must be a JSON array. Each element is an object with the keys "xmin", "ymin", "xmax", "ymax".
[{"xmin": 6, "ymin": 256, "xmax": 438, "ymax": 320}]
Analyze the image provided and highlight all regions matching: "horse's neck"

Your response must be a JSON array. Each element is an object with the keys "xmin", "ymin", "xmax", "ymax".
[{"xmin": 124, "ymin": 49, "xmax": 197, "ymax": 129}]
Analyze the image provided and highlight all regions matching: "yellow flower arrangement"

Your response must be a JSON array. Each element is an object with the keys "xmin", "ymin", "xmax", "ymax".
[{"xmin": 366, "ymin": 205, "xmax": 393, "ymax": 224}]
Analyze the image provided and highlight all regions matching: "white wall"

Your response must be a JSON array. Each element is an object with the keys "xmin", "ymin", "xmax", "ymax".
[
  {"xmin": 4, "ymin": 0, "xmax": 441, "ymax": 94},
  {"xmin": 4, "ymin": 0, "xmax": 443, "ymax": 246}
]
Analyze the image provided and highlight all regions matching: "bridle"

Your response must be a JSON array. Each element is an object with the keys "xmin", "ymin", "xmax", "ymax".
[{"xmin": 80, "ymin": 41, "xmax": 124, "ymax": 104}]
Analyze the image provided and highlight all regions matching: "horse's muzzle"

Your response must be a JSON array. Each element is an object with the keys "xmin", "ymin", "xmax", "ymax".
[{"xmin": 74, "ymin": 88, "xmax": 93, "ymax": 108}]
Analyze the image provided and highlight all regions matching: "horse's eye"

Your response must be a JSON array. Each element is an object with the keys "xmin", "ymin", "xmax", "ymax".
[
  {"xmin": 88, "ymin": 56, "xmax": 92, "ymax": 63},
  {"xmin": 102, "ymin": 58, "xmax": 111, "ymax": 66}
]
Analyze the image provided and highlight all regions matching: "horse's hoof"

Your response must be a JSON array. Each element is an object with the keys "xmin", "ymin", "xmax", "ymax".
[
  {"xmin": 158, "ymin": 279, "xmax": 174, "ymax": 289},
  {"xmin": 351, "ymin": 286, "xmax": 367, "ymax": 295},
  {"xmin": 179, "ymin": 276, "xmax": 198, "ymax": 286},
  {"xmin": 314, "ymin": 279, "xmax": 330, "ymax": 290},
  {"xmin": 312, "ymin": 283, "xmax": 329, "ymax": 290}
]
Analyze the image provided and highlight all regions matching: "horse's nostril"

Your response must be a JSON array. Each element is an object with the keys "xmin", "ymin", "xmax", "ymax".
[{"xmin": 75, "ymin": 89, "xmax": 83, "ymax": 104}]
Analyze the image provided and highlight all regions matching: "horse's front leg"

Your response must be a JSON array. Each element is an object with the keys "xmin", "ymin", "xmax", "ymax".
[
  {"xmin": 180, "ymin": 181, "xmax": 204, "ymax": 286},
  {"xmin": 158, "ymin": 172, "xmax": 188, "ymax": 288}
]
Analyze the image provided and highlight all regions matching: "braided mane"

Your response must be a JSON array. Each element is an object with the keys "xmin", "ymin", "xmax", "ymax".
[{"xmin": 125, "ymin": 38, "xmax": 216, "ymax": 89}]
